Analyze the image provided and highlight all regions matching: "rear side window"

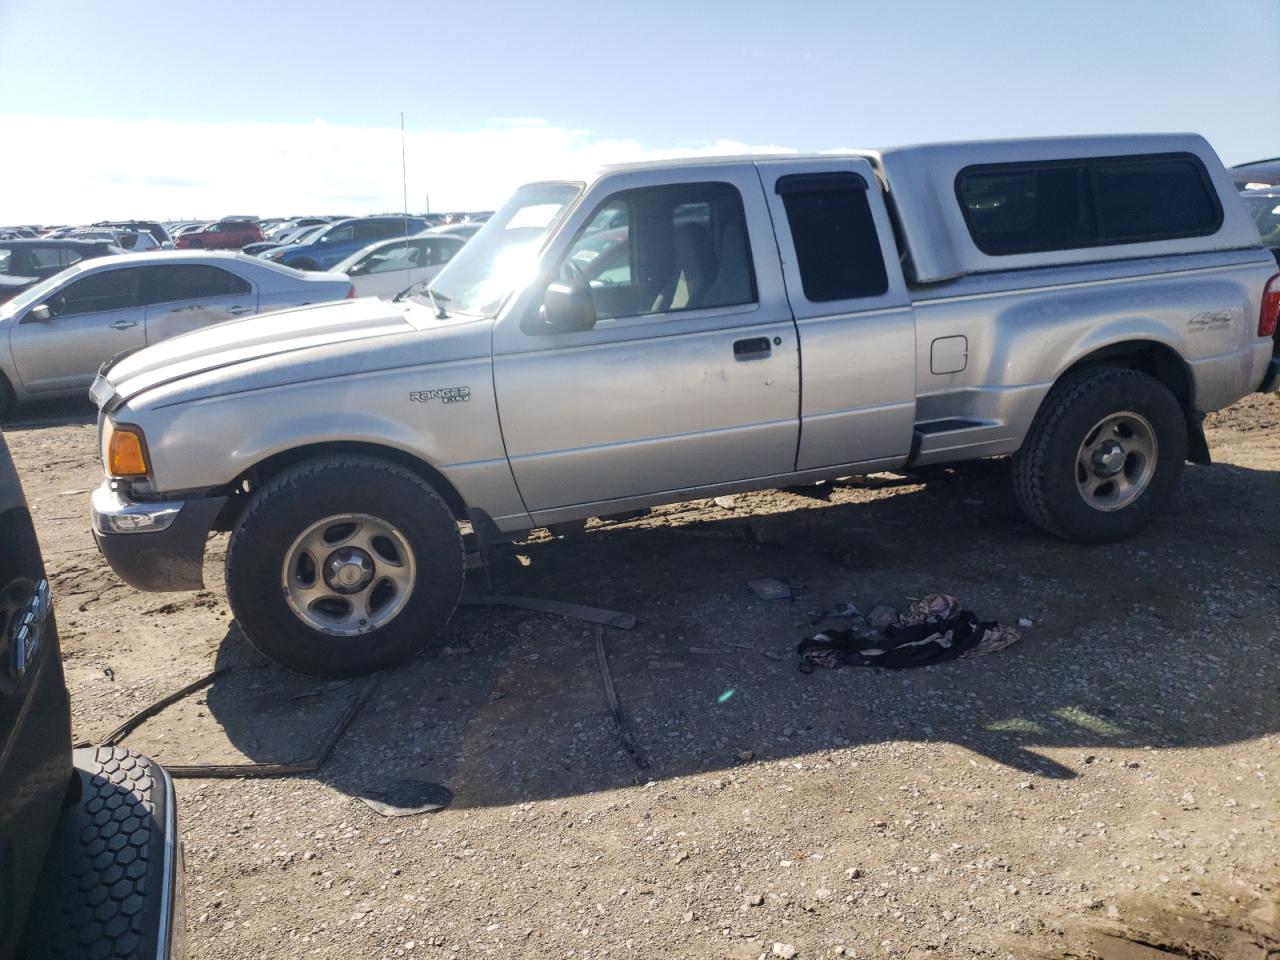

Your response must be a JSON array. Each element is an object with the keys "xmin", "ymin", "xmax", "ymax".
[
  {"xmin": 957, "ymin": 153, "xmax": 1222, "ymax": 255},
  {"xmin": 144, "ymin": 264, "xmax": 250, "ymax": 304},
  {"xmin": 777, "ymin": 172, "xmax": 889, "ymax": 301}
]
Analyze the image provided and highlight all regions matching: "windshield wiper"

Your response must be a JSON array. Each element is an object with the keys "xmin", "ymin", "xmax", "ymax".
[
  {"xmin": 393, "ymin": 280, "xmax": 450, "ymax": 319},
  {"xmin": 425, "ymin": 287, "xmax": 451, "ymax": 319}
]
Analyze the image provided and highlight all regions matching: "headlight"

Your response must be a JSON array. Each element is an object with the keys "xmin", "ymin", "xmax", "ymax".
[{"xmin": 103, "ymin": 420, "xmax": 150, "ymax": 478}]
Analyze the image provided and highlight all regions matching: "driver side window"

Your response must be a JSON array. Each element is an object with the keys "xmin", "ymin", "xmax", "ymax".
[
  {"xmin": 51, "ymin": 269, "xmax": 142, "ymax": 317},
  {"xmin": 554, "ymin": 182, "xmax": 756, "ymax": 325}
]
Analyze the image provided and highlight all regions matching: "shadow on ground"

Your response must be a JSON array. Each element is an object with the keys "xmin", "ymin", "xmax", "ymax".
[
  {"xmin": 3, "ymin": 397, "xmax": 97, "ymax": 429},
  {"xmin": 173, "ymin": 455, "xmax": 1280, "ymax": 809}
]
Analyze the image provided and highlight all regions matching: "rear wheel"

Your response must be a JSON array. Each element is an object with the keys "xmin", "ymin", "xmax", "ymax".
[
  {"xmin": 1012, "ymin": 367, "xmax": 1187, "ymax": 543},
  {"xmin": 225, "ymin": 456, "xmax": 465, "ymax": 677}
]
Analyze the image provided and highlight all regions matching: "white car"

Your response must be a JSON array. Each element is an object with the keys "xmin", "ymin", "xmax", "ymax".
[
  {"xmin": 0, "ymin": 251, "xmax": 352, "ymax": 414},
  {"xmin": 70, "ymin": 229, "xmax": 160, "ymax": 253},
  {"xmin": 334, "ymin": 232, "xmax": 466, "ymax": 299}
]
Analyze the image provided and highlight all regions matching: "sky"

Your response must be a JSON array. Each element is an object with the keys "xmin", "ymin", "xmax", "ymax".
[{"xmin": 0, "ymin": 0, "xmax": 1276, "ymax": 223}]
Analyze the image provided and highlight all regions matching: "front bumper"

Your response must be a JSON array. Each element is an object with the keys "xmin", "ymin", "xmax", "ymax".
[
  {"xmin": 1258, "ymin": 357, "xmax": 1280, "ymax": 393},
  {"xmin": 91, "ymin": 482, "xmax": 227, "ymax": 591}
]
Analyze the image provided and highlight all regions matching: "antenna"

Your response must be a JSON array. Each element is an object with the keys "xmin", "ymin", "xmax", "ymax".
[{"xmin": 400, "ymin": 112, "xmax": 409, "ymax": 219}]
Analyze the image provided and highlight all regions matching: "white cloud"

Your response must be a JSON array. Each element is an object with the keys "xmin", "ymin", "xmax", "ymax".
[{"xmin": 0, "ymin": 114, "xmax": 794, "ymax": 224}]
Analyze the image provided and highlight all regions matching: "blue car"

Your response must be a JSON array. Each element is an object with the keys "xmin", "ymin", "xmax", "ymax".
[{"xmin": 265, "ymin": 216, "xmax": 430, "ymax": 271}]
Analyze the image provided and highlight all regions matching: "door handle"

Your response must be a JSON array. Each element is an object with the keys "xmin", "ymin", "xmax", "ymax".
[
  {"xmin": 733, "ymin": 336, "xmax": 772, "ymax": 360},
  {"xmin": 109, "ymin": 320, "xmax": 138, "ymax": 330},
  {"xmin": 227, "ymin": 305, "xmax": 252, "ymax": 315}
]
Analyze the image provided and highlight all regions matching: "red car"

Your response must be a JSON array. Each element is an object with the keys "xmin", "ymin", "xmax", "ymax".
[{"xmin": 175, "ymin": 219, "xmax": 263, "ymax": 250}]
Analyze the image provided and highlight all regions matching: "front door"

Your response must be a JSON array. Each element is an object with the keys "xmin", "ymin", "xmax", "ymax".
[
  {"xmin": 140, "ymin": 263, "xmax": 257, "ymax": 341},
  {"xmin": 492, "ymin": 168, "xmax": 800, "ymax": 521},
  {"xmin": 755, "ymin": 157, "xmax": 918, "ymax": 470},
  {"xmin": 9, "ymin": 267, "xmax": 146, "ymax": 394}
]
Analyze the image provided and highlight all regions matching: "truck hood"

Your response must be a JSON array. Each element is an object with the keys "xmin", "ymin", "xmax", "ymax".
[{"xmin": 94, "ymin": 297, "xmax": 417, "ymax": 409}]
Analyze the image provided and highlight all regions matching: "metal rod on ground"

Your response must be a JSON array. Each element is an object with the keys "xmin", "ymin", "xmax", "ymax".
[
  {"xmin": 461, "ymin": 593, "xmax": 637, "ymax": 629},
  {"xmin": 97, "ymin": 668, "xmax": 231, "ymax": 747},
  {"xmin": 165, "ymin": 675, "xmax": 381, "ymax": 779},
  {"xmin": 594, "ymin": 625, "xmax": 648, "ymax": 770},
  {"xmin": 93, "ymin": 667, "xmax": 381, "ymax": 779}
]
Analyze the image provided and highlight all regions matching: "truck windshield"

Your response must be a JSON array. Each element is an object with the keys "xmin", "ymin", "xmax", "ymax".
[{"xmin": 423, "ymin": 182, "xmax": 581, "ymax": 317}]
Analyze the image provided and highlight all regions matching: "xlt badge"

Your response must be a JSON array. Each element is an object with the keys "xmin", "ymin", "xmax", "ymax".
[{"xmin": 409, "ymin": 387, "xmax": 471, "ymax": 405}]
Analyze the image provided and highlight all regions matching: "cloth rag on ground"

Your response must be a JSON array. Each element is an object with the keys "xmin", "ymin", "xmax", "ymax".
[{"xmin": 796, "ymin": 593, "xmax": 1020, "ymax": 671}]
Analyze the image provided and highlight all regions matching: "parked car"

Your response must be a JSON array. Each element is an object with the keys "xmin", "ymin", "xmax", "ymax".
[
  {"xmin": 0, "ymin": 251, "xmax": 352, "ymax": 416},
  {"xmin": 0, "ymin": 275, "xmax": 37, "ymax": 304},
  {"xmin": 85, "ymin": 134, "xmax": 1279, "ymax": 678},
  {"xmin": 265, "ymin": 216, "xmax": 430, "ymax": 271},
  {"xmin": 172, "ymin": 222, "xmax": 210, "ymax": 238},
  {"xmin": 334, "ymin": 232, "xmax": 467, "ymax": 298},
  {"xmin": 1232, "ymin": 157, "xmax": 1280, "ymax": 190},
  {"xmin": 243, "ymin": 223, "xmax": 328, "ymax": 258},
  {"xmin": 69, "ymin": 229, "xmax": 160, "ymax": 253},
  {"xmin": 1241, "ymin": 188, "xmax": 1280, "ymax": 264},
  {"xmin": 175, "ymin": 219, "xmax": 263, "ymax": 250},
  {"xmin": 0, "ymin": 430, "xmax": 186, "ymax": 959},
  {"xmin": 265, "ymin": 217, "xmax": 330, "ymax": 241},
  {"xmin": 0, "ymin": 239, "xmax": 124, "ymax": 280},
  {"xmin": 427, "ymin": 222, "xmax": 484, "ymax": 241},
  {"xmin": 93, "ymin": 220, "xmax": 174, "ymax": 248}
]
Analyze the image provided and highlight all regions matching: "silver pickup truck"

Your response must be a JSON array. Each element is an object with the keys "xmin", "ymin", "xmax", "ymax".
[{"xmin": 88, "ymin": 134, "xmax": 1280, "ymax": 677}]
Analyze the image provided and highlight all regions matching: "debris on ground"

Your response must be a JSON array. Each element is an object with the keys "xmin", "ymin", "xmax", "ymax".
[
  {"xmin": 797, "ymin": 593, "xmax": 1021, "ymax": 670},
  {"xmin": 747, "ymin": 578, "xmax": 793, "ymax": 601},
  {"xmin": 357, "ymin": 779, "xmax": 454, "ymax": 817}
]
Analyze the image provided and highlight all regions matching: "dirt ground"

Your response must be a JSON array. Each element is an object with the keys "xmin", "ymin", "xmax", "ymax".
[{"xmin": 5, "ymin": 394, "xmax": 1279, "ymax": 960}]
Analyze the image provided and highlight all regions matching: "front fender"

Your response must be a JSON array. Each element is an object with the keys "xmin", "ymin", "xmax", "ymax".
[{"xmin": 127, "ymin": 359, "xmax": 530, "ymax": 530}]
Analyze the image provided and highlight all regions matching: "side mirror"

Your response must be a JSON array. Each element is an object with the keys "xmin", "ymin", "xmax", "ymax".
[
  {"xmin": 540, "ymin": 279, "xmax": 596, "ymax": 332},
  {"xmin": 28, "ymin": 304, "xmax": 51, "ymax": 322}
]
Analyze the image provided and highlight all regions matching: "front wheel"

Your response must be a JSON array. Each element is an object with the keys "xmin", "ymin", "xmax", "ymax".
[
  {"xmin": 225, "ymin": 456, "xmax": 465, "ymax": 677},
  {"xmin": 1012, "ymin": 367, "xmax": 1187, "ymax": 543}
]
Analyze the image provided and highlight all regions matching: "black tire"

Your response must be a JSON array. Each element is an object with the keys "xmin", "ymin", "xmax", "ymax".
[
  {"xmin": 20, "ymin": 747, "xmax": 179, "ymax": 960},
  {"xmin": 1012, "ymin": 367, "xmax": 1187, "ymax": 543},
  {"xmin": 225, "ymin": 456, "xmax": 464, "ymax": 677}
]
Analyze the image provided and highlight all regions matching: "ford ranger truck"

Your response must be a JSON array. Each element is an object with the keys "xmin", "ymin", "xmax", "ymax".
[
  {"xmin": 0, "ymin": 432, "xmax": 184, "ymax": 959},
  {"xmin": 87, "ymin": 134, "xmax": 1280, "ymax": 678}
]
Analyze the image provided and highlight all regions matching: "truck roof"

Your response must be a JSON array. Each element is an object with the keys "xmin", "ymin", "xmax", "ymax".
[{"xmin": 597, "ymin": 134, "xmax": 1261, "ymax": 284}]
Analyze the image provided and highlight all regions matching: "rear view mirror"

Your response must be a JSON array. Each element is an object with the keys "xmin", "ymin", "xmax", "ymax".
[
  {"xmin": 28, "ymin": 304, "xmax": 51, "ymax": 322},
  {"xmin": 540, "ymin": 279, "xmax": 597, "ymax": 332}
]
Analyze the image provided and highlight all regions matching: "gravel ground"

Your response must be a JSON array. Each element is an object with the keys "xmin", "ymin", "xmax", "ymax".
[{"xmin": 5, "ymin": 393, "xmax": 1279, "ymax": 960}]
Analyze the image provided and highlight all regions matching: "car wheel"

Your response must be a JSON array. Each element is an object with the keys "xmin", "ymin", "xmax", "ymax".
[
  {"xmin": 225, "ymin": 455, "xmax": 465, "ymax": 677},
  {"xmin": 1012, "ymin": 367, "xmax": 1187, "ymax": 543}
]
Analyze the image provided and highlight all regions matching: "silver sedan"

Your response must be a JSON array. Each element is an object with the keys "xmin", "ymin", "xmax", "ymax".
[{"xmin": 0, "ymin": 251, "xmax": 352, "ymax": 415}]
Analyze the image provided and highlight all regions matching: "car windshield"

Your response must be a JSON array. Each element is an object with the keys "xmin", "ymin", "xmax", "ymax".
[
  {"xmin": 422, "ymin": 182, "xmax": 581, "ymax": 317},
  {"xmin": 1243, "ymin": 194, "xmax": 1280, "ymax": 245}
]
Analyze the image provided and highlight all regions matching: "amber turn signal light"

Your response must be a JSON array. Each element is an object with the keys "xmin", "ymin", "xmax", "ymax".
[{"xmin": 106, "ymin": 423, "xmax": 149, "ymax": 478}]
